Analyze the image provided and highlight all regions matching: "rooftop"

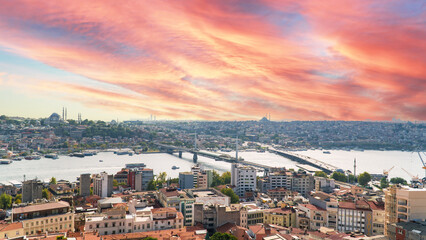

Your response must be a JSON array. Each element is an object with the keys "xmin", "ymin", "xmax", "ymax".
[{"xmin": 13, "ymin": 201, "xmax": 69, "ymax": 215}]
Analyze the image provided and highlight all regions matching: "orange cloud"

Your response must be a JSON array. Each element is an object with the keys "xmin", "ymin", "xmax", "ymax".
[{"xmin": 0, "ymin": 0, "xmax": 424, "ymax": 120}]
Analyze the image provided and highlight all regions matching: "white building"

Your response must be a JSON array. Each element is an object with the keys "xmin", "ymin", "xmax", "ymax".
[
  {"xmin": 84, "ymin": 206, "xmax": 184, "ymax": 235},
  {"xmin": 395, "ymin": 187, "xmax": 426, "ymax": 222},
  {"xmin": 93, "ymin": 172, "xmax": 113, "ymax": 198},
  {"xmin": 231, "ymin": 163, "xmax": 256, "ymax": 197}
]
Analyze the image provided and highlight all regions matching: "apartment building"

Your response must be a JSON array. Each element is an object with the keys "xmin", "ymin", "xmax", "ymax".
[
  {"xmin": 259, "ymin": 170, "xmax": 314, "ymax": 197},
  {"xmin": 22, "ymin": 179, "xmax": 43, "ymax": 203},
  {"xmin": 297, "ymin": 204, "xmax": 328, "ymax": 231},
  {"xmin": 193, "ymin": 203, "xmax": 247, "ymax": 230},
  {"xmin": 231, "ymin": 163, "xmax": 256, "ymax": 198},
  {"xmin": 385, "ymin": 186, "xmax": 426, "ymax": 235},
  {"xmin": 197, "ymin": 170, "xmax": 213, "ymax": 188},
  {"xmin": 85, "ymin": 207, "xmax": 184, "ymax": 235},
  {"xmin": 128, "ymin": 168, "xmax": 154, "ymax": 191},
  {"xmin": 308, "ymin": 191, "xmax": 338, "ymax": 229},
  {"xmin": 12, "ymin": 201, "xmax": 74, "ymax": 236},
  {"xmin": 368, "ymin": 200, "xmax": 385, "ymax": 236},
  {"xmin": 337, "ymin": 200, "xmax": 372, "ymax": 236},
  {"xmin": 179, "ymin": 172, "xmax": 195, "ymax": 190},
  {"xmin": 157, "ymin": 188, "xmax": 194, "ymax": 226},
  {"xmin": 0, "ymin": 222, "xmax": 24, "ymax": 239},
  {"xmin": 93, "ymin": 172, "xmax": 113, "ymax": 198},
  {"xmin": 79, "ymin": 173, "xmax": 91, "ymax": 197},
  {"xmin": 263, "ymin": 207, "xmax": 296, "ymax": 228}
]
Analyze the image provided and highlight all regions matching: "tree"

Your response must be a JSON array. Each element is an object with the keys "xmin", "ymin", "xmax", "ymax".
[
  {"xmin": 380, "ymin": 177, "xmax": 389, "ymax": 189},
  {"xmin": 156, "ymin": 172, "xmax": 167, "ymax": 184},
  {"xmin": 314, "ymin": 171, "xmax": 327, "ymax": 178},
  {"xmin": 42, "ymin": 189, "xmax": 50, "ymax": 199},
  {"xmin": 331, "ymin": 172, "xmax": 347, "ymax": 182},
  {"xmin": 390, "ymin": 177, "xmax": 407, "ymax": 185},
  {"xmin": 348, "ymin": 174, "xmax": 356, "ymax": 183},
  {"xmin": 210, "ymin": 232, "xmax": 237, "ymax": 240},
  {"xmin": 146, "ymin": 179, "xmax": 156, "ymax": 191},
  {"xmin": 220, "ymin": 188, "xmax": 239, "ymax": 204},
  {"xmin": 221, "ymin": 172, "xmax": 231, "ymax": 185},
  {"xmin": 0, "ymin": 193, "xmax": 12, "ymax": 209},
  {"xmin": 358, "ymin": 172, "xmax": 371, "ymax": 186},
  {"xmin": 50, "ymin": 177, "xmax": 57, "ymax": 185},
  {"xmin": 113, "ymin": 179, "xmax": 119, "ymax": 187},
  {"xmin": 14, "ymin": 194, "xmax": 22, "ymax": 204}
]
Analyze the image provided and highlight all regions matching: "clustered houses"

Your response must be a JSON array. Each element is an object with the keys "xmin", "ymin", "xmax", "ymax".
[{"xmin": 2, "ymin": 161, "xmax": 426, "ymax": 240}]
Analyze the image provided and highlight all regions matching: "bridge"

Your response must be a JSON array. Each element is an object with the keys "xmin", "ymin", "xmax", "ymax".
[
  {"xmin": 267, "ymin": 147, "xmax": 338, "ymax": 174},
  {"xmin": 153, "ymin": 142, "xmax": 272, "ymax": 170},
  {"xmin": 153, "ymin": 142, "xmax": 339, "ymax": 174}
]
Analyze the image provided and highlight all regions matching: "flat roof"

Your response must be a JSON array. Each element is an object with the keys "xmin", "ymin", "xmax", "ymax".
[{"xmin": 13, "ymin": 201, "xmax": 69, "ymax": 215}]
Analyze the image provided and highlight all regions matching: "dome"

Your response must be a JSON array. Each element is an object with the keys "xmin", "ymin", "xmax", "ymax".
[{"xmin": 49, "ymin": 113, "xmax": 60, "ymax": 119}]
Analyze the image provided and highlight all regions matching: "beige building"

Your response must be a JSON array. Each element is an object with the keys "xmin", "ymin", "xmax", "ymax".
[
  {"xmin": 385, "ymin": 186, "xmax": 426, "ymax": 236},
  {"xmin": 12, "ymin": 201, "xmax": 74, "ymax": 236},
  {"xmin": 368, "ymin": 201, "xmax": 385, "ymax": 236},
  {"xmin": 297, "ymin": 204, "xmax": 328, "ymax": 231},
  {"xmin": 0, "ymin": 222, "xmax": 24, "ymax": 239},
  {"xmin": 263, "ymin": 207, "xmax": 296, "ymax": 227}
]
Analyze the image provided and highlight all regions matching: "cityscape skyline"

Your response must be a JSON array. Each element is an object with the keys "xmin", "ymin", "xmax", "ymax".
[{"xmin": 0, "ymin": 1, "xmax": 425, "ymax": 121}]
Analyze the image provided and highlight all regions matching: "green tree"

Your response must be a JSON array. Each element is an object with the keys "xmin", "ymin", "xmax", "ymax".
[
  {"xmin": 380, "ymin": 177, "xmax": 389, "ymax": 189},
  {"xmin": 42, "ymin": 189, "xmax": 50, "ymax": 199},
  {"xmin": 210, "ymin": 232, "xmax": 237, "ymax": 240},
  {"xmin": 113, "ymin": 179, "xmax": 119, "ymax": 187},
  {"xmin": 14, "ymin": 194, "xmax": 22, "ymax": 204},
  {"xmin": 146, "ymin": 179, "xmax": 156, "ymax": 191},
  {"xmin": 220, "ymin": 188, "xmax": 239, "ymax": 204},
  {"xmin": 314, "ymin": 171, "xmax": 327, "ymax": 178},
  {"xmin": 221, "ymin": 172, "xmax": 231, "ymax": 185},
  {"xmin": 50, "ymin": 177, "xmax": 57, "ymax": 185},
  {"xmin": 358, "ymin": 172, "xmax": 371, "ymax": 186},
  {"xmin": 331, "ymin": 172, "xmax": 347, "ymax": 182},
  {"xmin": 347, "ymin": 174, "xmax": 356, "ymax": 183},
  {"xmin": 156, "ymin": 172, "xmax": 167, "ymax": 184},
  {"xmin": 390, "ymin": 177, "xmax": 407, "ymax": 185},
  {"xmin": 0, "ymin": 193, "xmax": 12, "ymax": 209}
]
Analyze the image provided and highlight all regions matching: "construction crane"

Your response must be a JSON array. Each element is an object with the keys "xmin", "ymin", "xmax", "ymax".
[
  {"xmin": 401, "ymin": 168, "xmax": 420, "ymax": 183},
  {"xmin": 418, "ymin": 152, "xmax": 426, "ymax": 179},
  {"xmin": 383, "ymin": 166, "xmax": 394, "ymax": 176}
]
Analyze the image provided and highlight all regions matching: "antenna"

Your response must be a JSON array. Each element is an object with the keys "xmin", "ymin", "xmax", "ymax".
[
  {"xmin": 236, "ymin": 135, "xmax": 238, "ymax": 161},
  {"xmin": 194, "ymin": 132, "xmax": 197, "ymax": 150}
]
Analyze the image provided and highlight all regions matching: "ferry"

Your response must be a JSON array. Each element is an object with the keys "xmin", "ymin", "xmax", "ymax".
[
  {"xmin": 0, "ymin": 160, "xmax": 12, "ymax": 164},
  {"xmin": 323, "ymin": 151, "xmax": 331, "ymax": 154},
  {"xmin": 12, "ymin": 157, "xmax": 23, "ymax": 161},
  {"xmin": 99, "ymin": 160, "xmax": 103, "ymax": 162},
  {"xmin": 72, "ymin": 153, "xmax": 85, "ymax": 158},
  {"xmin": 45, "ymin": 153, "xmax": 59, "ymax": 159},
  {"xmin": 171, "ymin": 166, "xmax": 180, "ymax": 170}
]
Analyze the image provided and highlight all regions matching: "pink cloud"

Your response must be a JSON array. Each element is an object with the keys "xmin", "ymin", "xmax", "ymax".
[{"xmin": 0, "ymin": 0, "xmax": 424, "ymax": 120}]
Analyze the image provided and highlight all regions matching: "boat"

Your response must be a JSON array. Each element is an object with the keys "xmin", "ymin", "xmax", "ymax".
[
  {"xmin": 99, "ymin": 160, "xmax": 103, "ymax": 162},
  {"xmin": 125, "ymin": 163, "xmax": 146, "ymax": 168},
  {"xmin": 72, "ymin": 153, "xmax": 85, "ymax": 158},
  {"xmin": 323, "ymin": 151, "xmax": 331, "ymax": 154},
  {"xmin": 171, "ymin": 166, "xmax": 180, "ymax": 170},
  {"xmin": 12, "ymin": 157, "xmax": 22, "ymax": 161},
  {"xmin": 45, "ymin": 153, "xmax": 59, "ymax": 159},
  {"xmin": 0, "ymin": 160, "xmax": 12, "ymax": 164},
  {"xmin": 32, "ymin": 155, "xmax": 41, "ymax": 160}
]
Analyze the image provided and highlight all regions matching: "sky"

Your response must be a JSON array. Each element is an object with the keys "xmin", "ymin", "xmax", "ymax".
[{"xmin": 0, "ymin": 0, "xmax": 425, "ymax": 121}]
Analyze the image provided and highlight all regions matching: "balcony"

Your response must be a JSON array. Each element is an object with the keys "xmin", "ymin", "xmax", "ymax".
[
  {"xmin": 397, "ymin": 200, "xmax": 407, "ymax": 206},
  {"xmin": 397, "ymin": 207, "xmax": 407, "ymax": 213}
]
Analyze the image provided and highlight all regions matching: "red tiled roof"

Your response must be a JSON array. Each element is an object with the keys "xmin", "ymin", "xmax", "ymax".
[
  {"xmin": 299, "ymin": 204, "xmax": 326, "ymax": 211},
  {"xmin": 0, "ymin": 222, "xmax": 23, "ymax": 232}
]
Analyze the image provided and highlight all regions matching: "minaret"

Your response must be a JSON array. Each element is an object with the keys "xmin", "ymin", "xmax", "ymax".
[
  {"xmin": 354, "ymin": 158, "xmax": 357, "ymax": 177},
  {"xmin": 62, "ymin": 107, "xmax": 64, "ymax": 120},
  {"xmin": 236, "ymin": 135, "xmax": 239, "ymax": 161},
  {"xmin": 65, "ymin": 108, "xmax": 67, "ymax": 120}
]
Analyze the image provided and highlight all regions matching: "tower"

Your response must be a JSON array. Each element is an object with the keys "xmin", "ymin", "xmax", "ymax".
[
  {"xmin": 236, "ymin": 135, "xmax": 238, "ymax": 161},
  {"xmin": 354, "ymin": 158, "xmax": 356, "ymax": 177},
  {"xmin": 65, "ymin": 108, "xmax": 67, "ymax": 120},
  {"xmin": 62, "ymin": 107, "xmax": 65, "ymax": 120}
]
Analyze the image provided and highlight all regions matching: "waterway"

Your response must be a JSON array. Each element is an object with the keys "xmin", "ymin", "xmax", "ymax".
[{"xmin": 0, "ymin": 150, "xmax": 423, "ymax": 183}]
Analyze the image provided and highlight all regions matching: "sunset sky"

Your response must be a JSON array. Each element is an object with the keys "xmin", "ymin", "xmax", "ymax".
[{"xmin": 0, "ymin": 0, "xmax": 424, "ymax": 121}]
